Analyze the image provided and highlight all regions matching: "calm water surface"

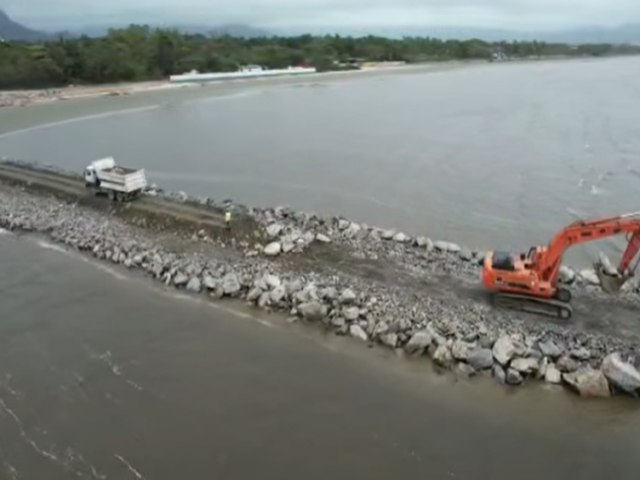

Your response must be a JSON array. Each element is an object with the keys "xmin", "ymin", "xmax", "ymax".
[
  {"xmin": 2, "ymin": 58, "xmax": 640, "ymax": 263},
  {"xmin": 0, "ymin": 230, "xmax": 640, "ymax": 479}
]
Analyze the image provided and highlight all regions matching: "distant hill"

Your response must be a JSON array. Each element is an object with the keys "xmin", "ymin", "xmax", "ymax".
[
  {"xmin": 0, "ymin": 8, "xmax": 49, "ymax": 41},
  {"xmin": 275, "ymin": 24, "xmax": 640, "ymax": 44},
  {"xmin": 41, "ymin": 23, "xmax": 270, "ymax": 39}
]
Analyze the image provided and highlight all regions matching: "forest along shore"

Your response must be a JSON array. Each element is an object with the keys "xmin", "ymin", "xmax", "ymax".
[{"xmin": 1, "ymin": 161, "xmax": 640, "ymax": 399}]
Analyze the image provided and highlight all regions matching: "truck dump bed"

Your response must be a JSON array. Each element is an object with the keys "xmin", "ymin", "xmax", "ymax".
[{"xmin": 97, "ymin": 166, "xmax": 148, "ymax": 193}]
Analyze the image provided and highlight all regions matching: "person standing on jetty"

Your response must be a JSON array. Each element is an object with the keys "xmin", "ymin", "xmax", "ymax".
[{"xmin": 225, "ymin": 209, "xmax": 232, "ymax": 232}]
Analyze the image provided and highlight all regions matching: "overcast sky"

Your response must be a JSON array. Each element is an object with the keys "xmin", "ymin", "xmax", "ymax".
[{"xmin": 4, "ymin": 0, "xmax": 640, "ymax": 30}]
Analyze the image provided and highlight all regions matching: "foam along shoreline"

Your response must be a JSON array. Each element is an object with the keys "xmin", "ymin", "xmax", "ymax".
[{"xmin": 1, "ymin": 163, "xmax": 640, "ymax": 400}]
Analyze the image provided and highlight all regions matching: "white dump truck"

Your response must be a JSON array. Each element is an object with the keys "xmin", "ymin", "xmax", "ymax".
[{"xmin": 84, "ymin": 157, "xmax": 148, "ymax": 201}]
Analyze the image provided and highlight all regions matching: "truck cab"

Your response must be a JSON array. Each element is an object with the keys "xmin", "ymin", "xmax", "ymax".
[{"xmin": 84, "ymin": 166, "xmax": 98, "ymax": 186}]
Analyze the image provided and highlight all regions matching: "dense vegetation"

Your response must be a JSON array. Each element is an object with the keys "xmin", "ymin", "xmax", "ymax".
[{"xmin": 2, "ymin": 26, "xmax": 640, "ymax": 89}]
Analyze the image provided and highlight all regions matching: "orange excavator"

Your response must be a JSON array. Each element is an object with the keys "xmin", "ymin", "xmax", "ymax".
[{"xmin": 482, "ymin": 212, "xmax": 640, "ymax": 319}]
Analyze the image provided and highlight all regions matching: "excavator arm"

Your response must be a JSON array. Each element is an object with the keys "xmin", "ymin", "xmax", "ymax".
[{"xmin": 537, "ymin": 212, "xmax": 640, "ymax": 285}]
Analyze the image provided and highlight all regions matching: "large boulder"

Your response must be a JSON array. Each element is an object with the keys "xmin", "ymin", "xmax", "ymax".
[
  {"xmin": 339, "ymin": 288, "xmax": 357, "ymax": 305},
  {"xmin": 556, "ymin": 355, "xmax": 580, "ymax": 373},
  {"xmin": 563, "ymin": 368, "xmax": 610, "ymax": 398},
  {"xmin": 601, "ymin": 353, "xmax": 640, "ymax": 395},
  {"xmin": 222, "ymin": 273, "xmax": 241, "ymax": 296},
  {"xmin": 315, "ymin": 233, "xmax": 331, "ymax": 243},
  {"xmin": 510, "ymin": 357, "xmax": 539, "ymax": 374},
  {"xmin": 380, "ymin": 229, "xmax": 395, "ymax": 240},
  {"xmin": 467, "ymin": 348, "xmax": 494, "ymax": 370},
  {"xmin": 266, "ymin": 223, "xmax": 284, "ymax": 238},
  {"xmin": 186, "ymin": 277, "xmax": 202, "ymax": 293},
  {"xmin": 538, "ymin": 339, "xmax": 564, "ymax": 358},
  {"xmin": 578, "ymin": 269, "xmax": 600, "ymax": 286},
  {"xmin": 173, "ymin": 272, "xmax": 189, "ymax": 287},
  {"xmin": 264, "ymin": 274, "xmax": 281, "ymax": 289},
  {"xmin": 451, "ymin": 340, "xmax": 474, "ymax": 361},
  {"xmin": 415, "ymin": 236, "xmax": 433, "ymax": 250},
  {"xmin": 492, "ymin": 335, "xmax": 522, "ymax": 366},
  {"xmin": 298, "ymin": 301, "xmax": 325, "ymax": 322},
  {"xmin": 558, "ymin": 265, "xmax": 576, "ymax": 284},
  {"xmin": 203, "ymin": 274, "xmax": 218, "ymax": 291},
  {"xmin": 570, "ymin": 347, "xmax": 591, "ymax": 361},
  {"xmin": 270, "ymin": 285, "xmax": 287, "ymax": 303},
  {"xmin": 404, "ymin": 330, "xmax": 432, "ymax": 354},
  {"xmin": 432, "ymin": 344, "xmax": 454, "ymax": 367},
  {"xmin": 434, "ymin": 241, "xmax": 461, "ymax": 253},
  {"xmin": 393, "ymin": 232, "xmax": 409, "ymax": 243},
  {"xmin": 264, "ymin": 242, "xmax": 282, "ymax": 256},
  {"xmin": 343, "ymin": 306, "xmax": 360, "ymax": 321},
  {"xmin": 506, "ymin": 368, "xmax": 523, "ymax": 386},
  {"xmin": 458, "ymin": 248, "xmax": 474, "ymax": 262},
  {"xmin": 349, "ymin": 324, "xmax": 369, "ymax": 342},
  {"xmin": 545, "ymin": 364, "xmax": 562, "ymax": 384},
  {"xmin": 379, "ymin": 333, "xmax": 398, "ymax": 349}
]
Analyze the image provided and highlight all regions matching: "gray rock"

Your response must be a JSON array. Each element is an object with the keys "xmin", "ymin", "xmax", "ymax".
[
  {"xmin": 545, "ymin": 364, "xmax": 562, "ymax": 384},
  {"xmin": 510, "ymin": 357, "xmax": 539, "ymax": 374},
  {"xmin": 263, "ymin": 242, "xmax": 282, "ymax": 256},
  {"xmin": 349, "ymin": 324, "xmax": 369, "ymax": 342},
  {"xmin": 372, "ymin": 321, "xmax": 390, "ymax": 337},
  {"xmin": 537, "ymin": 356, "xmax": 549, "ymax": 379},
  {"xmin": 556, "ymin": 355, "xmax": 580, "ymax": 373},
  {"xmin": 264, "ymin": 274, "xmax": 281, "ymax": 289},
  {"xmin": 186, "ymin": 277, "xmax": 202, "ymax": 293},
  {"xmin": 319, "ymin": 287, "xmax": 338, "ymax": 301},
  {"xmin": 298, "ymin": 301, "xmax": 325, "ymax": 322},
  {"xmin": 451, "ymin": 340, "xmax": 474, "ymax": 361},
  {"xmin": 492, "ymin": 335, "xmax": 522, "ymax": 366},
  {"xmin": 380, "ymin": 229, "xmax": 395, "ymax": 240},
  {"xmin": 538, "ymin": 340, "xmax": 564, "ymax": 358},
  {"xmin": 203, "ymin": 275, "xmax": 218, "ymax": 290},
  {"xmin": 337, "ymin": 218, "xmax": 350, "ymax": 230},
  {"xmin": 459, "ymin": 248, "xmax": 474, "ymax": 261},
  {"xmin": 467, "ymin": 348, "xmax": 494, "ymax": 370},
  {"xmin": 563, "ymin": 368, "xmax": 610, "ymax": 397},
  {"xmin": 415, "ymin": 236, "xmax": 431, "ymax": 249},
  {"xmin": 601, "ymin": 353, "xmax": 640, "ymax": 395},
  {"xmin": 598, "ymin": 252, "xmax": 618, "ymax": 276},
  {"xmin": 506, "ymin": 368, "xmax": 523, "ymax": 386},
  {"xmin": 315, "ymin": 233, "xmax": 331, "ymax": 243},
  {"xmin": 222, "ymin": 273, "xmax": 241, "ymax": 296},
  {"xmin": 345, "ymin": 223, "xmax": 362, "ymax": 238},
  {"xmin": 432, "ymin": 344, "xmax": 454, "ymax": 367},
  {"xmin": 343, "ymin": 306, "xmax": 360, "ymax": 321},
  {"xmin": 173, "ymin": 272, "xmax": 188, "ymax": 287},
  {"xmin": 434, "ymin": 240, "xmax": 461, "ymax": 253},
  {"xmin": 493, "ymin": 365, "xmax": 506, "ymax": 384},
  {"xmin": 393, "ymin": 232, "xmax": 409, "ymax": 243},
  {"xmin": 258, "ymin": 291, "xmax": 271, "ymax": 308},
  {"xmin": 270, "ymin": 285, "xmax": 287, "ymax": 303},
  {"xmin": 380, "ymin": 333, "xmax": 398, "ymax": 349},
  {"xmin": 456, "ymin": 362, "xmax": 477, "ymax": 377},
  {"xmin": 339, "ymin": 288, "xmax": 357, "ymax": 305},
  {"xmin": 282, "ymin": 241, "xmax": 295, "ymax": 254},
  {"xmin": 559, "ymin": 265, "xmax": 576, "ymax": 284},
  {"xmin": 405, "ymin": 330, "xmax": 432, "ymax": 354},
  {"xmin": 331, "ymin": 317, "xmax": 346, "ymax": 329},
  {"xmin": 266, "ymin": 223, "xmax": 284, "ymax": 238},
  {"xmin": 246, "ymin": 287, "xmax": 262, "ymax": 302},
  {"xmin": 570, "ymin": 347, "xmax": 591, "ymax": 361},
  {"xmin": 578, "ymin": 269, "xmax": 600, "ymax": 286}
]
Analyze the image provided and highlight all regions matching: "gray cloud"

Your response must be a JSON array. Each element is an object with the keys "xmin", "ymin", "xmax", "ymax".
[{"xmin": 5, "ymin": 0, "xmax": 640, "ymax": 30}]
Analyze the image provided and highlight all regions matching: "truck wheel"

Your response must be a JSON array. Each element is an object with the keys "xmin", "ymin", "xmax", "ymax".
[{"xmin": 108, "ymin": 190, "xmax": 116, "ymax": 202}]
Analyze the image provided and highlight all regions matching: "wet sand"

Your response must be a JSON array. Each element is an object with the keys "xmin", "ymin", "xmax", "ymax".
[{"xmin": 1, "ymin": 232, "xmax": 640, "ymax": 479}]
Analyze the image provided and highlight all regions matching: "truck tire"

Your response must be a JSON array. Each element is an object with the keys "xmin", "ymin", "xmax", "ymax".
[{"xmin": 108, "ymin": 190, "xmax": 116, "ymax": 202}]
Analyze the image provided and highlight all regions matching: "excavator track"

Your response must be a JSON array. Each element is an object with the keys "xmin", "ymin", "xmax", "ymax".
[{"xmin": 493, "ymin": 293, "xmax": 573, "ymax": 319}]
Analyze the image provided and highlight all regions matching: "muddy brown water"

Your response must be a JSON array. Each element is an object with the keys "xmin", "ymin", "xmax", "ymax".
[
  {"xmin": 2, "ymin": 58, "xmax": 640, "ymax": 266},
  {"xmin": 1, "ymin": 231, "xmax": 640, "ymax": 479}
]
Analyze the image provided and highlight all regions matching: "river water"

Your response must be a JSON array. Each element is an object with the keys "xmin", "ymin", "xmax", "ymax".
[
  {"xmin": 1, "ymin": 58, "xmax": 640, "ymax": 262},
  {"xmin": 1, "ymin": 230, "xmax": 640, "ymax": 479}
]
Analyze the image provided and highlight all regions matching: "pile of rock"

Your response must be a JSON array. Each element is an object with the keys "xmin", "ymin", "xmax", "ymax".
[{"xmin": 2, "ymin": 183, "xmax": 640, "ymax": 400}]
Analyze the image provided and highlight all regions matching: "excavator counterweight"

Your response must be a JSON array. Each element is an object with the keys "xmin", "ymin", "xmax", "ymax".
[{"xmin": 482, "ymin": 212, "xmax": 640, "ymax": 319}]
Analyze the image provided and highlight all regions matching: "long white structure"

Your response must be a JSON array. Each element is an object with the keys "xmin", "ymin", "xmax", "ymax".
[{"xmin": 169, "ymin": 66, "xmax": 317, "ymax": 84}]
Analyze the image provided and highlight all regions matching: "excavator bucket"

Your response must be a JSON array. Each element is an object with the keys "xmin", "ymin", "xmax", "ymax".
[{"xmin": 593, "ymin": 261, "xmax": 629, "ymax": 294}]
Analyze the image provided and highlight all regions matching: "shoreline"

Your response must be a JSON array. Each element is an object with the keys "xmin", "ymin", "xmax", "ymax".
[
  {"xmin": 0, "ymin": 56, "xmax": 597, "ymax": 110},
  {"xmin": 1, "ymin": 161, "xmax": 639, "ymax": 400}
]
